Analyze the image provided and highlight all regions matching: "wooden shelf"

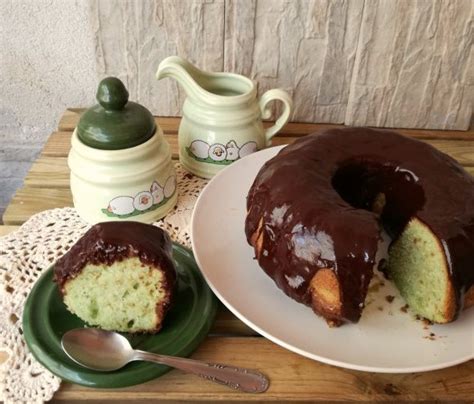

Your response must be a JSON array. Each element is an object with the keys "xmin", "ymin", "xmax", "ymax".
[{"xmin": 2, "ymin": 109, "xmax": 473, "ymax": 402}]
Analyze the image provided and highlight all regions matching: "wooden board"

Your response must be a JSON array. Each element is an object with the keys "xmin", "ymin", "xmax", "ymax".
[
  {"xmin": 28, "ymin": 153, "xmax": 474, "ymax": 184},
  {"xmin": 0, "ymin": 225, "xmax": 18, "ymax": 237},
  {"xmin": 58, "ymin": 109, "xmax": 474, "ymax": 139},
  {"xmin": 2, "ymin": 110, "xmax": 474, "ymax": 402},
  {"xmin": 42, "ymin": 130, "xmax": 474, "ymax": 163},
  {"xmin": 6, "ymin": 141, "xmax": 474, "ymax": 225},
  {"xmin": 53, "ymin": 337, "xmax": 474, "ymax": 402},
  {"xmin": 42, "ymin": 132, "xmax": 179, "ymax": 160},
  {"xmin": 20, "ymin": 159, "xmax": 474, "ymax": 203},
  {"xmin": 24, "ymin": 157, "xmax": 70, "ymax": 188},
  {"xmin": 3, "ymin": 188, "xmax": 73, "ymax": 225}
]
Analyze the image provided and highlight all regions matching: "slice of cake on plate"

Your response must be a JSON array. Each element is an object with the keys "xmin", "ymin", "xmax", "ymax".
[{"xmin": 54, "ymin": 222, "xmax": 176, "ymax": 333}]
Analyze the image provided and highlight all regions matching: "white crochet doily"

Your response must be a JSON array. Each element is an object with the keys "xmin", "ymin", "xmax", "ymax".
[{"xmin": 0, "ymin": 164, "xmax": 207, "ymax": 403}]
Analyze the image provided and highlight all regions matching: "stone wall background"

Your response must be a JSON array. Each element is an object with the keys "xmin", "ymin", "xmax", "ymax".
[
  {"xmin": 0, "ymin": 0, "xmax": 473, "ymax": 218},
  {"xmin": 0, "ymin": 0, "xmax": 97, "ymax": 218}
]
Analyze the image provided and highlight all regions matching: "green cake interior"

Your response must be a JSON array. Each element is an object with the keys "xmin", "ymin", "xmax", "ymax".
[
  {"xmin": 387, "ymin": 217, "xmax": 451, "ymax": 323},
  {"xmin": 63, "ymin": 257, "xmax": 166, "ymax": 332}
]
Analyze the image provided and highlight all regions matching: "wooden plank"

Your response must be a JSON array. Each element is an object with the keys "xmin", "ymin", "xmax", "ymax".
[
  {"xmin": 42, "ymin": 134, "xmax": 474, "ymax": 173},
  {"xmin": 212, "ymin": 306, "xmax": 258, "ymax": 336},
  {"xmin": 53, "ymin": 337, "xmax": 474, "ymax": 402},
  {"xmin": 3, "ymin": 188, "xmax": 73, "ymax": 225},
  {"xmin": 271, "ymin": 137, "xmax": 474, "ymax": 167},
  {"xmin": 41, "ymin": 132, "xmax": 73, "ymax": 157},
  {"xmin": 8, "ymin": 163, "xmax": 474, "ymax": 225},
  {"xmin": 7, "ymin": 148, "xmax": 474, "ymax": 224},
  {"xmin": 57, "ymin": 109, "xmax": 81, "ymax": 131},
  {"xmin": 58, "ymin": 110, "xmax": 182, "ymax": 135},
  {"xmin": 25, "ymin": 157, "xmax": 69, "ymax": 188},
  {"xmin": 0, "ymin": 225, "xmax": 18, "ymax": 237},
  {"xmin": 42, "ymin": 132, "xmax": 179, "ymax": 159},
  {"xmin": 58, "ymin": 109, "xmax": 474, "ymax": 140},
  {"xmin": 426, "ymin": 140, "xmax": 474, "ymax": 167}
]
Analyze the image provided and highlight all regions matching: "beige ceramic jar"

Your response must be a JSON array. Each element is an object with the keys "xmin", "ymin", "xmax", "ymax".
[{"xmin": 68, "ymin": 77, "xmax": 177, "ymax": 224}]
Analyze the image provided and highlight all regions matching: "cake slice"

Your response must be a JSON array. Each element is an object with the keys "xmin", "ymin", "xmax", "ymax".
[
  {"xmin": 387, "ymin": 218, "xmax": 456, "ymax": 323},
  {"xmin": 54, "ymin": 222, "xmax": 176, "ymax": 333}
]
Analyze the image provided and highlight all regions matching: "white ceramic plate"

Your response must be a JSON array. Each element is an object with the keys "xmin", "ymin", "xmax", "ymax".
[{"xmin": 191, "ymin": 146, "xmax": 474, "ymax": 373}]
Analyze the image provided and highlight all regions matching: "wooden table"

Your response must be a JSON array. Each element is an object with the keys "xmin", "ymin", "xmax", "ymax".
[{"xmin": 2, "ymin": 110, "xmax": 473, "ymax": 402}]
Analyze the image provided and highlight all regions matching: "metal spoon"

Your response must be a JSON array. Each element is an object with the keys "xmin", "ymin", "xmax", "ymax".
[{"xmin": 61, "ymin": 328, "xmax": 269, "ymax": 393}]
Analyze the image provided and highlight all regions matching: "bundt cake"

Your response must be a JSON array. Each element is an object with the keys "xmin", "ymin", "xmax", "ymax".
[
  {"xmin": 245, "ymin": 128, "xmax": 474, "ymax": 326},
  {"xmin": 54, "ymin": 221, "xmax": 176, "ymax": 333}
]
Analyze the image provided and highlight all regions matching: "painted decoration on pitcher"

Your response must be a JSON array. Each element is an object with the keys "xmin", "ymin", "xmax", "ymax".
[
  {"xmin": 186, "ymin": 140, "xmax": 257, "ymax": 165},
  {"xmin": 102, "ymin": 176, "xmax": 176, "ymax": 218}
]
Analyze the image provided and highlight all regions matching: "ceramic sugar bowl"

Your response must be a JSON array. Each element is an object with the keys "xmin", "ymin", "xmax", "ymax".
[{"xmin": 68, "ymin": 77, "xmax": 177, "ymax": 224}]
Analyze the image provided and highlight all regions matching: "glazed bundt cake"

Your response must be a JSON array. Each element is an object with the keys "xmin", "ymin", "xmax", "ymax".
[
  {"xmin": 55, "ymin": 222, "xmax": 176, "ymax": 333},
  {"xmin": 245, "ymin": 128, "xmax": 474, "ymax": 326}
]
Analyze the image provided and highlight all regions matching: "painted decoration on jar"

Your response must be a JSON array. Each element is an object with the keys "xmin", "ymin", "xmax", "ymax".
[
  {"xmin": 102, "ymin": 175, "xmax": 177, "ymax": 219},
  {"xmin": 186, "ymin": 140, "xmax": 258, "ymax": 165}
]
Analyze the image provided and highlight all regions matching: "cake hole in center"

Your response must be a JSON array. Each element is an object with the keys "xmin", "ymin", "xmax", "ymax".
[{"xmin": 331, "ymin": 159, "xmax": 426, "ymax": 236}]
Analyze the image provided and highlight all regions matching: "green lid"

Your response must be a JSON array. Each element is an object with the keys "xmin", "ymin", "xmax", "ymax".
[{"xmin": 77, "ymin": 77, "xmax": 156, "ymax": 150}]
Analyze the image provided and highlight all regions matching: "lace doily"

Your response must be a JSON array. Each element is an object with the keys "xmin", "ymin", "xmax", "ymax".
[{"xmin": 0, "ymin": 163, "xmax": 207, "ymax": 404}]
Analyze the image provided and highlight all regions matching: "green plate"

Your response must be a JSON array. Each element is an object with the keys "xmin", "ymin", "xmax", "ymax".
[{"xmin": 23, "ymin": 243, "xmax": 218, "ymax": 388}]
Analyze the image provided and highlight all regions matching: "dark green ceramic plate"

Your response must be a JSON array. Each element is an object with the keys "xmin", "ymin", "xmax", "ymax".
[{"xmin": 23, "ymin": 243, "xmax": 218, "ymax": 388}]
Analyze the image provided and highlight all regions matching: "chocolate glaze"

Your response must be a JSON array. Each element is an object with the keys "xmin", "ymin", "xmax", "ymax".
[
  {"xmin": 245, "ymin": 128, "xmax": 474, "ymax": 323},
  {"xmin": 54, "ymin": 222, "xmax": 176, "ymax": 326}
]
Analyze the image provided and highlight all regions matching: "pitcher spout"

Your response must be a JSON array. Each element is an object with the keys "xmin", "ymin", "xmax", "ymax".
[
  {"xmin": 157, "ymin": 56, "xmax": 256, "ymax": 106},
  {"xmin": 156, "ymin": 56, "xmax": 211, "ymax": 103}
]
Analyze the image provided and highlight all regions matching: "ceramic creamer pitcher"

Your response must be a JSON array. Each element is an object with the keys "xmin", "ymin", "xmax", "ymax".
[
  {"xmin": 69, "ymin": 77, "xmax": 177, "ymax": 224},
  {"xmin": 156, "ymin": 56, "xmax": 293, "ymax": 178}
]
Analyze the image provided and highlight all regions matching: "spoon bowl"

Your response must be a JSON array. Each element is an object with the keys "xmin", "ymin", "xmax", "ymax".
[
  {"xmin": 62, "ymin": 328, "xmax": 134, "ymax": 371},
  {"xmin": 62, "ymin": 328, "xmax": 269, "ymax": 393}
]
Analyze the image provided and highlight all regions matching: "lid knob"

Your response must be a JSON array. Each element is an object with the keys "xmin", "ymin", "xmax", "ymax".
[
  {"xmin": 97, "ymin": 77, "xmax": 129, "ymax": 111},
  {"xmin": 76, "ymin": 77, "xmax": 157, "ymax": 150}
]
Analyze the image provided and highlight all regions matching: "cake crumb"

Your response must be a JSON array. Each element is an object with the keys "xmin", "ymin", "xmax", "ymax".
[
  {"xmin": 368, "ymin": 279, "xmax": 385, "ymax": 293},
  {"xmin": 385, "ymin": 295, "xmax": 395, "ymax": 303},
  {"xmin": 365, "ymin": 298, "xmax": 374, "ymax": 306},
  {"xmin": 423, "ymin": 332, "xmax": 436, "ymax": 341},
  {"xmin": 400, "ymin": 304, "xmax": 409, "ymax": 313}
]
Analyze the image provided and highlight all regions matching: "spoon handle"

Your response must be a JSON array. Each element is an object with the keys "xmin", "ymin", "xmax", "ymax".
[{"xmin": 132, "ymin": 350, "xmax": 269, "ymax": 393}]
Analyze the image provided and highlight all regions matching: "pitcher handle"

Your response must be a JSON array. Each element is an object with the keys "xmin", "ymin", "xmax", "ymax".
[{"xmin": 259, "ymin": 89, "xmax": 293, "ymax": 146}]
